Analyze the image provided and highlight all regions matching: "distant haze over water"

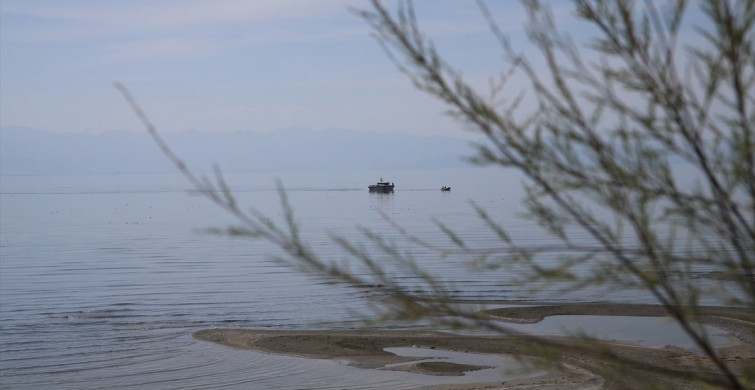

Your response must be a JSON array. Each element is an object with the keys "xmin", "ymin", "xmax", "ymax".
[{"xmin": 0, "ymin": 127, "xmax": 476, "ymax": 176}]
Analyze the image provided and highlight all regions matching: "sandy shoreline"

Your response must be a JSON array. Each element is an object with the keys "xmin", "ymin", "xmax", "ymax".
[{"xmin": 193, "ymin": 303, "xmax": 754, "ymax": 389}]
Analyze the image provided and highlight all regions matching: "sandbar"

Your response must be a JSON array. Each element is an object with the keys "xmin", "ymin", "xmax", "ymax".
[{"xmin": 192, "ymin": 303, "xmax": 754, "ymax": 389}]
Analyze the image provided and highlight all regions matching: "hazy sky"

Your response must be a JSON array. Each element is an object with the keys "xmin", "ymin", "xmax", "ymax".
[
  {"xmin": 0, "ymin": 1, "xmax": 542, "ymax": 137},
  {"xmin": 0, "ymin": 1, "xmax": 705, "ymax": 137}
]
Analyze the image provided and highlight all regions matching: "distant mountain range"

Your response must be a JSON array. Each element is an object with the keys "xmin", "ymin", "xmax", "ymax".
[{"xmin": 0, "ymin": 127, "xmax": 477, "ymax": 175}]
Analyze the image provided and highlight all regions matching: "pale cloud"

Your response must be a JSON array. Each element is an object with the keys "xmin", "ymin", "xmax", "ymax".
[
  {"xmin": 83, "ymin": 24, "xmax": 367, "ymax": 65},
  {"xmin": 97, "ymin": 37, "xmax": 221, "ymax": 64},
  {"xmin": 1, "ymin": 0, "xmax": 365, "ymax": 66},
  {"xmin": 2, "ymin": 0, "xmax": 353, "ymax": 35}
]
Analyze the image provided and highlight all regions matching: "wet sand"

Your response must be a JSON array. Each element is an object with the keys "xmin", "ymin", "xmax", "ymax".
[{"xmin": 193, "ymin": 303, "xmax": 754, "ymax": 389}]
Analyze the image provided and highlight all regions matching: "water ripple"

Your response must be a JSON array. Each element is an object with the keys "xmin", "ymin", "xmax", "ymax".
[{"xmin": 1, "ymin": 170, "xmax": 734, "ymax": 389}]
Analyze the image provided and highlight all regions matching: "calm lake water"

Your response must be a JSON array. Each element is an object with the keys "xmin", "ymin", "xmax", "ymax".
[{"xmin": 0, "ymin": 168, "xmax": 728, "ymax": 389}]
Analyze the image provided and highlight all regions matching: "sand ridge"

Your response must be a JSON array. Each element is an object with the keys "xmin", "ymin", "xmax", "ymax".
[{"xmin": 192, "ymin": 303, "xmax": 754, "ymax": 389}]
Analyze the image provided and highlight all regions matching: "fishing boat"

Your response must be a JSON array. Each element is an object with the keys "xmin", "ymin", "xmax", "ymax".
[
  {"xmin": 368, "ymin": 178, "xmax": 395, "ymax": 193},
  {"xmin": 441, "ymin": 186, "xmax": 451, "ymax": 191}
]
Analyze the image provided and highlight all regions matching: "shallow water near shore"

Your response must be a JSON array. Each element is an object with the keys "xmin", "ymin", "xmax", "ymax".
[
  {"xmin": 0, "ymin": 168, "xmax": 734, "ymax": 389},
  {"xmin": 499, "ymin": 315, "xmax": 729, "ymax": 350}
]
